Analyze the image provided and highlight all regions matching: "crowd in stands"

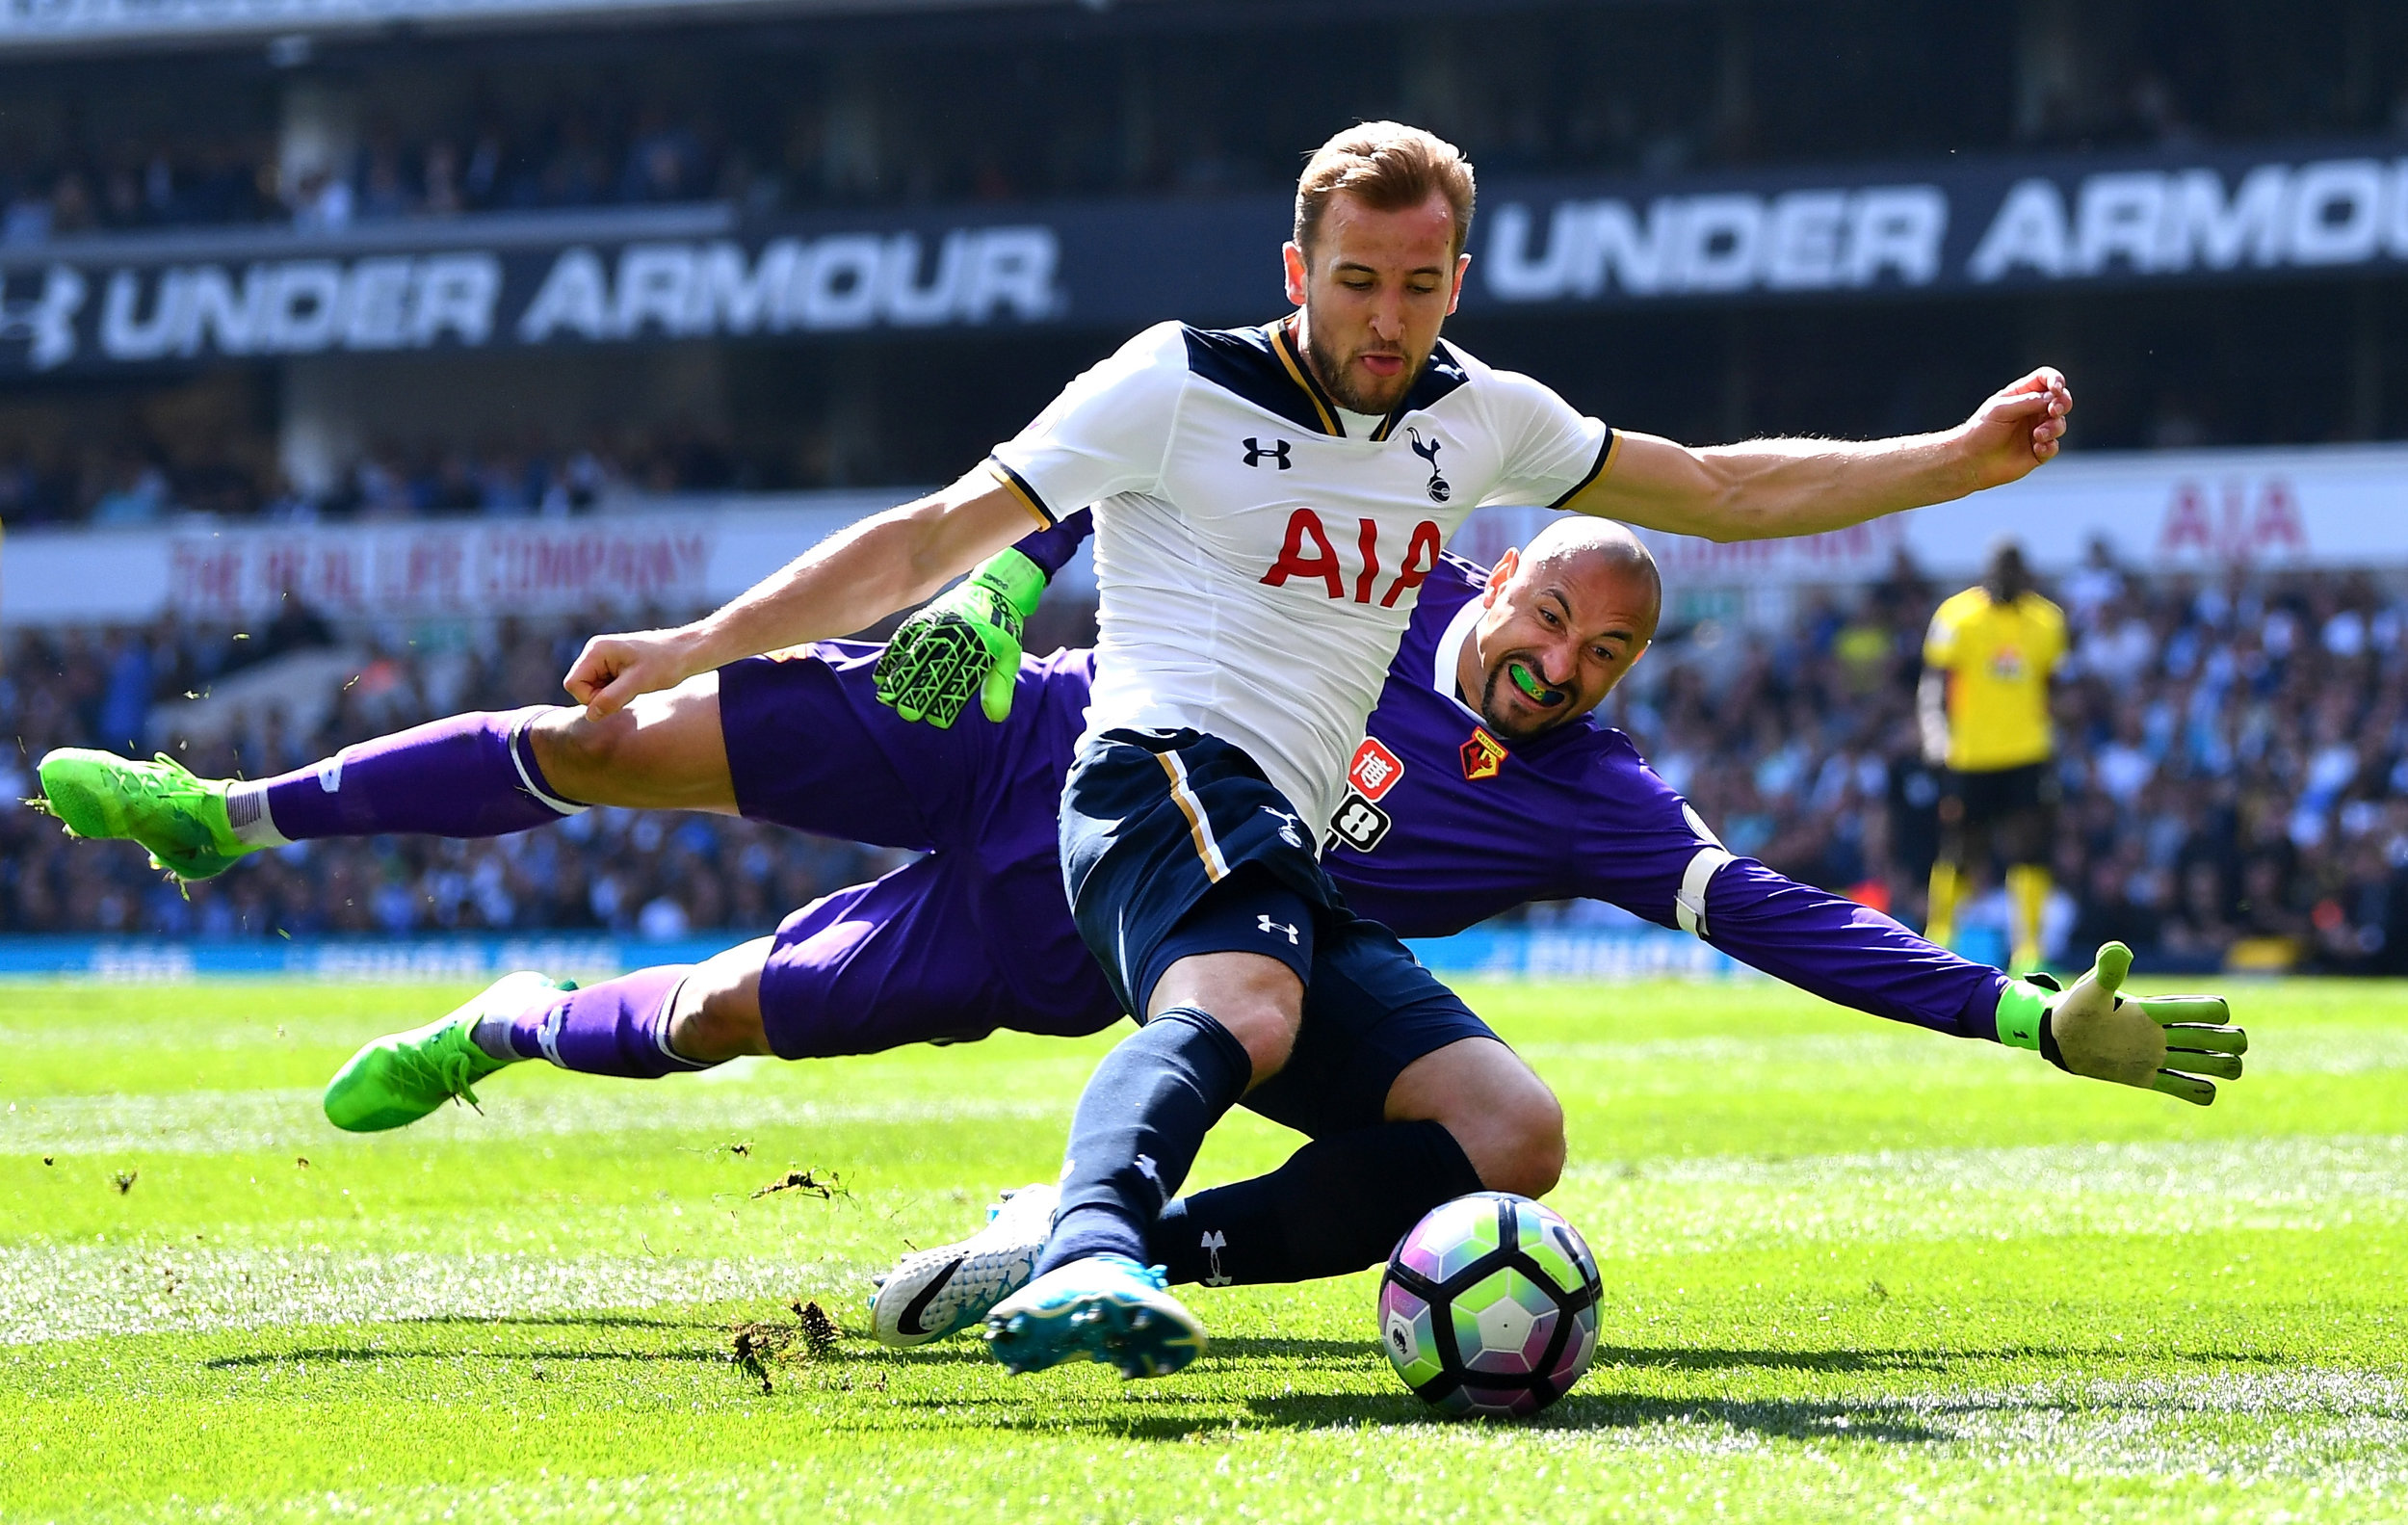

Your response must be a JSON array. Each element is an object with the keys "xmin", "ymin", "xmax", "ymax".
[
  {"xmin": 6, "ymin": 550, "xmax": 2408, "ymax": 977},
  {"xmin": 0, "ymin": 610, "xmax": 910, "ymax": 944},
  {"xmin": 1573, "ymin": 545, "xmax": 2408, "ymax": 974},
  {"xmin": 4, "ymin": 8, "xmax": 2405, "ymax": 246},
  {"xmin": 0, "ymin": 106, "xmax": 731, "ymax": 245},
  {"xmin": 0, "ymin": 423, "xmax": 754, "ymax": 528}
]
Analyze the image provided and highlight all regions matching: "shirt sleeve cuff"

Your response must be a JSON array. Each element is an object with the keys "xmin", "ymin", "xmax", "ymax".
[
  {"xmin": 1548, "ymin": 429, "xmax": 1621, "ymax": 513},
  {"xmin": 985, "ymin": 456, "xmax": 1058, "ymax": 528}
]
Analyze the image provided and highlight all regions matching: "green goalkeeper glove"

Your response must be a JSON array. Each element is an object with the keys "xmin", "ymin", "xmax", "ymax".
[
  {"xmin": 873, "ymin": 545, "xmax": 1048, "ymax": 728},
  {"xmin": 1994, "ymin": 941, "xmax": 2247, "ymax": 1106}
]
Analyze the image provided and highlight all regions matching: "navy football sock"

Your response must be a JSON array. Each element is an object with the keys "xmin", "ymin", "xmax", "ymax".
[
  {"xmin": 1035, "ymin": 1006, "xmax": 1253, "ymax": 1276},
  {"xmin": 1151, "ymin": 1120, "xmax": 1483, "ymax": 1286}
]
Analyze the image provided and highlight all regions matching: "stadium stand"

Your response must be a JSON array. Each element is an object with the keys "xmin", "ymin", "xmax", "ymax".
[
  {"xmin": 4, "ymin": 3, "xmax": 2408, "ymax": 524},
  {"xmin": 8, "ymin": 555, "xmax": 2408, "ymax": 976},
  {"xmin": 4, "ymin": 6, "xmax": 2406, "ymax": 238},
  {"xmin": 5, "ymin": 0, "xmax": 2408, "ymax": 981},
  {"xmin": 0, "ymin": 422, "xmax": 748, "ymax": 526}
]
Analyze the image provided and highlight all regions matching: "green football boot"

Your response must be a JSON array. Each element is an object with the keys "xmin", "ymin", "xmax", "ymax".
[
  {"xmin": 32, "ymin": 748, "xmax": 256, "ymax": 881},
  {"xmin": 324, "ymin": 971, "xmax": 577, "ymax": 1133}
]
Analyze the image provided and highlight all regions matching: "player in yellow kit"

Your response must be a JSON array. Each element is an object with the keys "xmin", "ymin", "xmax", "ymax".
[{"xmin": 1919, "ymin": 541, "xmax": 2067, "ymax": 972}]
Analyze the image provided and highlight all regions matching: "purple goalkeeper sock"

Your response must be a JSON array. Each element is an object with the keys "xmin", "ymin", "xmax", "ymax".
[
  {"xmin": 507, "ymin": 966, "xmax": 714, "ymax": 1078},
  {"xmin": 227, "ymin": 708, "xmax": 585, "ymax": 844}
]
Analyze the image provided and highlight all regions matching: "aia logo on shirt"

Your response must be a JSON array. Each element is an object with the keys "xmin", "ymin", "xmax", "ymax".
[
  {"xmin": 1347, "ymin": 737, "xmax": 1406, "ymax": 802},
  {"xmin": 1459, "ymin": 727, "xmax": 1507, "ymax": 781},
  {"xmin": 1260, "ymin": 509, "xmax": 1442, "ymax": 608}
]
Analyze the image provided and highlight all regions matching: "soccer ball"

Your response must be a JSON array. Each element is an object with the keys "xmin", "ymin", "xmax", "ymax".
[{"xmin": 1377, "ymin": 1191, "xmax": 1602, "ymax": 1419}]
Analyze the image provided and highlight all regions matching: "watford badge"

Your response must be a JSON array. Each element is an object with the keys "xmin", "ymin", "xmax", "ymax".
[{"xmin": 1459, "ymin": 727, "xmax": 1506, "ymax": 781}]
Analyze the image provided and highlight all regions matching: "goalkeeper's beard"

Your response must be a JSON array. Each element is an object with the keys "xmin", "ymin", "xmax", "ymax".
[{"xmin": 1476, "ymin": 653, "xmax": 1573, "ymax": 742}]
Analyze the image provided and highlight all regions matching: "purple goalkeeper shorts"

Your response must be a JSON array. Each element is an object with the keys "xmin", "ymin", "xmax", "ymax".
[
  {"xmin": 713, "ymin": 641, "xmax": 1499, "ymax": 1134},
  {"xmin": 715, "ymin": 641, "xmax": 1121, "ymax": 1057}
]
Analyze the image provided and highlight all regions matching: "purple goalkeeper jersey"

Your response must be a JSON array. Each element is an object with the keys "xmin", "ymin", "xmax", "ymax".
[
  {"xmin": 732, "ymin": 519, "xmax": 2004, "ymax": 1050},
  {"xmin": 1325, "ymin": 555, "xmax": 2005, "ymax": 1039},
  {"xmin": 982, "ymin": 518, "xmax": 2005, "ymax": 1041}
]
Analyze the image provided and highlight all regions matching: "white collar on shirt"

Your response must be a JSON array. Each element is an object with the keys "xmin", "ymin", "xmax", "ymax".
[{"xmin": 1431, "ymin": 594, "xmax": 1485, "ymax": 721}]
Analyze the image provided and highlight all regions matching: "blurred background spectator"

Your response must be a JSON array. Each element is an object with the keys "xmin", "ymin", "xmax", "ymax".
[
  {"xmin": 0, "ymin": 422, "xmax": 749, "ymax": 526},
  {"xmin": 0, "ymin": 609, "xmax": 913, "ymax": 944},
  {"xmin": 1, "ymin": 5, "xmax": 2405, "ymax": 242},
  {"xmin": 8, "ymin": 558, "xmax": 2408, "ymax": 977},
  {"xmin": 1521, "ymin": 555, "xmax": 2408, "ymax": 977}
]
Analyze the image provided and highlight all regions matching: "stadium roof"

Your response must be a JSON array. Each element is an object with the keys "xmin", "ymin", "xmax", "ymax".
[{"xmin": 0, "ymin": 0, "xmax": 1180, "ymax": 55}]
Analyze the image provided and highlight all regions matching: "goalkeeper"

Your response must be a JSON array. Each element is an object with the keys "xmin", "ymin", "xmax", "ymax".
[{"xmin": 37, "ymin": 519, "xmax": 2245, "ymax": 1311}]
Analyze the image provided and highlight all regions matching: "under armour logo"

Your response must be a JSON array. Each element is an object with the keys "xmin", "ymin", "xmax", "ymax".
[
  {"xmin": 1257, "ymin": 914, "xmax": 1299, "ymax": 945},
  {"xmin": 1243, "ymin": 436, "xmax": 1293, "ymax": 469},
  {"xmin": 1260, "ymin": 805, "xmax": 1302, "ymax": 847},
  {"xmin": 1201, "ymin": 1230, "xmax": 1233, "ymax": 1286},
  {"xmin": 0, "ymin": 265, "xmax": 86, "ymax": 371},
  {"xmin": 1406, "ymin": 426, "xmax": 1452, "ymax": 503}
]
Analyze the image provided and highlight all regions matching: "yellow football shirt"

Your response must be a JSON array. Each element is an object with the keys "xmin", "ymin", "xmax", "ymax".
[{"xmin": 1923, "ymin": 587, "xmax": 2065, "ymax": 772}]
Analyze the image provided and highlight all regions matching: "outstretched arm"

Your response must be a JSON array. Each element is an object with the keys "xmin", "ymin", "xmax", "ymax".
[
  {"xmin": 1679, "ymin": 858, "xmax": 2244, "ymax": 1103},
  {"xmin": 1678, "ymin": 854, "xmax": 2006, "ymax": 1039},
  {"xmin": 1569, "ymin": 747, "xmax": 2242, "ymax": 1101},
  {"xmin": 563, "ymin": 468, "xmax": 1037, "ymax": 720},
  {"xmin": 1574, "ymin": 368, "xmax": 2072, "ymax": 542}
]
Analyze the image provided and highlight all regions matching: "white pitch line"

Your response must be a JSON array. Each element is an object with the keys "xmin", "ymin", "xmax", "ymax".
[
  {"xmin": 1557, "ymin": 1134, "xmax": 2408, "ymax": 1255},
  {"xmin": 0, "ymin": 1087, "xmax": 1068, "ymax": 1158},
  {"xmin": 0, "ymin": 1243, "xmax": 834, "ymax": 1346},
  {"xmin": 1613, "ymin": 1133, "xmax": 2408, "ymax": 1197},
  {"xmin": 1519, "ymin": 1028, "xmax": 2408, "ymax": 1076}
]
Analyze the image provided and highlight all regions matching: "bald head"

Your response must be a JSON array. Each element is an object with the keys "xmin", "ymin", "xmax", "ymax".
[
  {"xmin": 1519, "ymin": 518, "xmax": 1663, "ymax": 643},
  {"xmin": 1457, "ymin": 520, "xmax": 1662, "ymax": 741}
]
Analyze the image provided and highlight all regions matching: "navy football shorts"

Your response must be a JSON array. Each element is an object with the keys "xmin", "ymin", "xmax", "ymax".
[
  {"xmin": 1060, "ymin": 726, "xmax": 1498, "ymax": 1133},
  {"xmin": 1060, "ymin": 727, "xmax": 1337, "ymax": 1015},
  {"xmin": 717, "ymin": 661, "xmax": 1503, "ymax": 1135}
]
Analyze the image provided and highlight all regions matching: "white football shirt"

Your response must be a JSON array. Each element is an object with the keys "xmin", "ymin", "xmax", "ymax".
[{"xmin": 989, "ymin": 317, "xmax": 1616, "ymax": 833}]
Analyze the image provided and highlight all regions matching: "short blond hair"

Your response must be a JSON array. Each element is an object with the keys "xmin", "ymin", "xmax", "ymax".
[{"xmin": 1294, "ymin": 121, "xmax": 1477, "ymax": 265}]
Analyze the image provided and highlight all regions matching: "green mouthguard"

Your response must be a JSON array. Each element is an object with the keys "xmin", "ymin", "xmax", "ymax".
[{"xmin": 1507, "ymin": 661, "xmax": 1559, "ymax": 702}]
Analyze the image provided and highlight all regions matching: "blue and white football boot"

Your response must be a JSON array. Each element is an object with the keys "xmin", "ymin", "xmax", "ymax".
[
  {"xmin": 982, "ymin": 1252, "xmax": 1207, "ymax": 1380},
  {"xmin": 868, "ymin": 1183, "xmax": 1058, "ymax": 1347}
]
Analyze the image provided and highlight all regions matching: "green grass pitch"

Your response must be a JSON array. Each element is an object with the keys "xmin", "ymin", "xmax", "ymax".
[{"xmin": 3, "ymin": 976, "xmax": 2405, "ymax": 1522}]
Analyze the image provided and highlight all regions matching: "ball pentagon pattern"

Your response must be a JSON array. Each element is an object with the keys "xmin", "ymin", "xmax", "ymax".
[{"xmin": 1377, "ymin": 1192, "xmax": 1603, "ymax": 1419}]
